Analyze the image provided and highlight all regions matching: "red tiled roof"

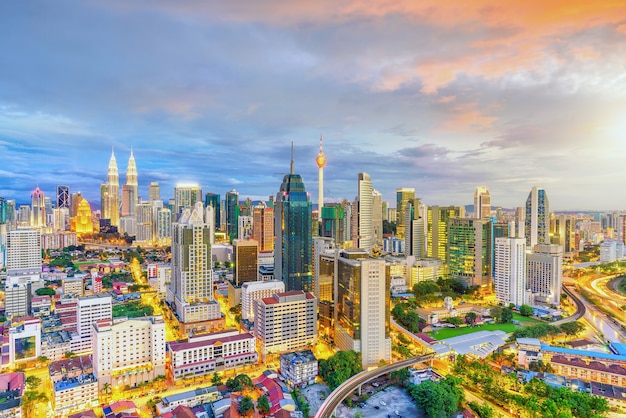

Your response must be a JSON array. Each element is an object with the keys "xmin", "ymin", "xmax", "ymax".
[{"xmin": 552, "ymin": 355, "xmax": 626, "ymax": 376}]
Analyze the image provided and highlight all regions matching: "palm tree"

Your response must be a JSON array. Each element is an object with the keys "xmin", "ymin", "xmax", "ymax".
[{"xmin": 101, "ymin": 382, "xmax": 112, "ymax": 402}]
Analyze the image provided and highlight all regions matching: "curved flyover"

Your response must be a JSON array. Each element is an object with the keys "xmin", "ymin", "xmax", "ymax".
[
  {"xmin": 552, "ymin": 284, "xmax": 586, "ymax": 326},
  {"xmin": 315, "ymin": 354, "xmax": 434, "ymax": 418}
]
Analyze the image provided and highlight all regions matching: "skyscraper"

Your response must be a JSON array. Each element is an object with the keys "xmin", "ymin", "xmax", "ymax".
[
  {"xmin": 149, "ymin": 181, "xmax": 161, "ymax": 202},
  {"xmin": 105, "ymin": 149, "xmax": 120, "ymax": 227},
  {"xmin": 226, "ymin": 190, "xmax": 239, "ymax": 242},
  {"xmin": 427, "ymin": 205, "xmax": 465, "ymax": 264},
  {"xmin": 396, "ymin": 188, "xmax": 415, "ymax": 240},
  {"xmin": 525, "ymin": 186, "xmax": 550, "ymax": 249},
  {"xmin": 74, "ymin": 198, "xmax": 94, "ymax": 235},
  {"xmin": 30, "ymin": 187, "xmax": 46, "ymax": 227},
  {"xmin": 405, "ymin": 198, "xmax": 426, "ymax": 257},
  {"xmin": 315, "ymin": 135, "xmax": 327, "ymax": 212},
  {"xmin": 233, "ymin": 239, "xmax": 259, "ymax": 285},
  {"xmin": 6, "ymin": 228, "xmax": 41, "ymax": 273},
  {"xmin": 125, "ymin": 149, "xmax": 138, "ymax": 216},
  {"xmin": 357, "ymin": 173, "xmax": 373, "ymax": 252},
  {"xmin": 527, "ymin": 244, "xmax": 563, "ymax": 305},
  {"xmin": 372, "ymin": 189, "xmax": 383, "ymax": 246},
  {"xmin": 274, "ymin": 145, "xmax": 313, "ymax": 292},
  {"xmin": 448, "ymin": 218, "xmax": 492, "ymax": 287},
  {"xmin": 204, "ymin": 193, "xmax": 221, "ymax": 230},
  {"xmin": 252, "ymin": 203, "xmax": 274, "ymax": 251},
  {"xmin": 474, "ymin": 186, "xmax": 491, "ymax": 219},
  {"xmin": 494, "ymin": 222, "xmax": 527, "ymax": 306},
  {"xmin": 169, "ymin": 203, "xmax": 222, "ymax": 333},
  {"xmin": 173, "ymin": 183, "xmax": 202, "ymax": 218},
  {"xmin": 56, "ymin": 185, "xmax": 70, "ymax": 209}
]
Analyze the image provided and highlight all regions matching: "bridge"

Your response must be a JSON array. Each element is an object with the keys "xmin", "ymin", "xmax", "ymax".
[
  {"xmin": 552, "ymin": 284, "xmax": 586, "ymax": 326},
  {"xmin": 314, "ymin": 353, "xmax": 435, "ymax": 418}
]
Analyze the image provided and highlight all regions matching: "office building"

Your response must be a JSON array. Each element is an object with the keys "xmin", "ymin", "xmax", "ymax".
[
  {"xmin": 241, "ymin": 280, "xmax": 285, "ymax": 321},
  {"xmin": 173, "ymin": 184, "xmax": 202, "ymax": 218},
  {"xmin": 252, "ymin": 203, "xmax": 274, "ymax": 251},
  {"xmin": 408, "ymin": 258, "xmax": 444, "ymax": 287},
  {"xmin": 6, "ymin": 228, "xmax": 41, "ymax": 274},
  {"xmin": 274, "ymin": 147, "xmax": 313, "ymax": 292},
  {"xmin": 52, "ymin": 207, "xmax": 70, "ymax": 232},
  {"xmin": 56, "ymin": 185, "xmax": 70, "ymax": 209},
  {"xmin": 405, "ymin": 199, "xmax": 426, "ymax": 258},
  {"xmin": 135, "ymin": 202, "xmax": 154, "ymax": 243},
  {"xmin": 168, "ymin": 203, "xmax": 222, "ymax": 334},
  {"xmin": 372, "ymin": 189, "xmax": 383, "ymax": 246},
  {"xmin": 315, "ymin": 135, "xmax": 327, "ymax": 212},
  {"xmin": 30, "ymin": 187, "xmax": 46, "ymax": 228},
  {"xmin": 125, "ymin": 149, "xmax": 138, "ymax": 216},
  {"xmin": 92, "ymin": 316, "xmax": 166, "ymax": 390},
  {"xmin": 149, "ymin": 181, "xmax": 161, "ymax": 202},
  {"xmin": 334, "ymin": 249, "xmax": 391, "ymax": 368},
  {"xmin": 204, "ymin": 193, "xmax": 221, "ymax": 230},
  {"xmin": 427, "ymin": 205, "xmax": 465, "ymax": 266},
  {"xmin": 494, "ymin": 223, "xmax": 527, "ymax": 306},
  {"xmin": 121, "ymin": 185, "xmax": 132, "ymax": 218},
  {"xmin": 238, "ymin": 215, "xmax": 253, "ymax": 240},
  {"xmin": 225, "ymin": 190, "xmax": 239, "ymax": 242},
  {"xmin": 527, "ymin": 244, "xmax": 563, "ymax": 306},
  {"xmin": 75, "ymin": 295, "xmax": 112, "ymax": 354},
  {"xmin": 104, "ymin": 149, "xmax": 120, "ymax": 227},
  {"xmin": 553, "ymin": 214, "xmax": 576, "ymax": 254},
  {"xmin": 356, "ymin": 173, "xmax": 374, "ymax": 252},
  {"xmin": 167, "ymin": 329, "xmax": 257, "ymax": 380},
  {"xmin": 474, "ymin": 186, "xmax": 491, "ymax": 219},
  {"xmin": 448, "ymin": 218, "xmax": 492, "ymax": 287},
  {"xmin": 395, "ymin": 188, "xmax": 415, "ymax": 240},
  {"xmin": 4, "ymin": 283, "xmax": 31, "ymax": 318},
  {"xmin": 280, "ymin": 350, "xmax": 318, "ymax": 387},
  {"xmin": 320, "ymin": 204, "xmax": 345, "ymax": 247},
  {"xmin": 525, "ymin": 186, "xmax": 550, "ymax": 249},
  {"xmin": 233, "ymin": 239, "xmax": 259, "ymax": 285},
  {"xmin": 254, "ymin": 290, "xmax": 317, "ymax": 361}
]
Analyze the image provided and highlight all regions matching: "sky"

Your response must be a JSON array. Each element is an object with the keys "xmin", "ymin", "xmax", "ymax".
[{"xmin": 1, "ymin": 1, "xmax": 625, "ymax": 211}]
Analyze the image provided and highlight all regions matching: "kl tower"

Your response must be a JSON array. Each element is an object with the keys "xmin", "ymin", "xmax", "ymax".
[{"xmin": 315, "ymin": 135, "xmax": 327, "ymax": 212}]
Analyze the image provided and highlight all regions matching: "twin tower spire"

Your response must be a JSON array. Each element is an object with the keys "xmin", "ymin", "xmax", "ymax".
[{"xmin": 103, "ymin": 147, "xmax": 138, "ymax": 226}]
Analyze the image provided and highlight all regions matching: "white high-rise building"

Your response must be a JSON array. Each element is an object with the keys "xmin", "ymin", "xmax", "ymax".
[
  {"xmin": 525, "ymin": 187, "xmax": 550, "ymax": 249},
  {"xmin": 125, "ymin": 149, "xmax": 138, "ymax": 216},
  {"xmin": 6, "ymin": 228, "xmax": 41, "ymax": 274},
  {"xmin": 494, "ymin": 223, "xmax": 527, "ymax": 306},
  {"xmin": 241, "ymin": 280, "xmax": 285, "ymax": 321},
  {"xmin": 92, "ymin": 316, "xmax": 166, "ymax": 390},
  {"xmin": 474, "ymin": 186, "xmax": 491, "ymax": 219},
  {"xmin": 357, "ymin": 172, "xmax": 373, "ymax": 252},
  {"xmin": 527, "ymin": 244, "xmax": 563, "ymax": 306},
  {"xmin": 174, "ymin": 184, "xmax": 202, "ymax": 218},
  {"xmin": 135, "ymin": 202, "xmax": 154, "ymax": 243},
  {"xmin": 105, "ymin": 149, "xmax": 120, "ymax": 227},
  {"xmin": 75, "ymin": 294, "xmax": 112, "ymax": 354},
  {"xmin": 156, "ymin": 207, "xmax": 172, "ymax": 245},
  {"xmin": 372, "ymin": 189, "xmax": 383, "ymax": 247},
  {"xmin": 168, "ymin": 203, "xmax": 221, "ymax": 333}
]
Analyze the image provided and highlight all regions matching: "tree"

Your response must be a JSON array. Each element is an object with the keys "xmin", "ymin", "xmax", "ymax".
[
  {"xmin": 226, "ymin": 374, "xmax": 254, "ymax": 392},
  {"xmin": 519, "ymin": 305, "xmax": 533, "ymax": 317},
  {"xmin": 211, "ymin": 372, "xmax": 222, "ymax": 386},
  {"xmin": 560, "ymin": 321, "xmax": 585, "ymax": 337},
  {"xmin": 409, "ymin": 377, "xmax": 464, "ymax": 418},
  {"xmin": 257, "ymin": 394, "xmax": 270, "ymax": 416},
  {"xmin": 22, "ymin": 391, "xmax": 48, "ymax": 418},
  {"xmin": 413, "ymin": 281, "xmax": 440, "ymax": 296},
  {"xmin": 36, "ymin": 356, "xmax": 49, "ymax": 366},
  {"xmin": 64, "ymin": 351, "xmax": 76, "ymax": 359},
  {"xmin": 319, "ymin": 350, "xmax": 363, "ymax": 391},
  {"xmin": 447, "ymin": 317, "xmax": 463, "ymax": 326},
  {"xmin": 390, "ymin": 368, "xmax": 411, "ymax": 388},
  {"xmin": 26, "ymin": 376, "xmax": 42, "ymax": 390},
  {"xmin": 490, "ymin": 306, "xmax": 503, "ymax": 322},
  {"xmin": 500, "ymin": 307, "xmax": 513, "ymax": 323},
  {"xmin": 101, "ymin": 382, "xmax": 112, "ymax": 400},
  {"xmin": 465, "ymin": 312, "xmax": 477, "ymax": 326},
  {"xmin": 238, "ymin": 395, "xmax": 255, "ymax": 416},
  {"xmin": 35, "ymin": 287, "xmax": 56, "ymax": 297}
]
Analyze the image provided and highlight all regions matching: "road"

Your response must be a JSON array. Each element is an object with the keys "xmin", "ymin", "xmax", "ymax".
[
  {"xmin": 315, "ymin": 354, "xmax": 434, "ymax": 418},
  {"xmin": 552, "ymin": 285, "xmax": 585, "ymax": 325}
]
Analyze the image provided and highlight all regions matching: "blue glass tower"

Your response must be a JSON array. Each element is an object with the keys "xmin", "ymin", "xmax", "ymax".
[
  {"xmin": 205, "ymin": 192, "xmax": 221, "ymax": 230},
  {"xmin": 274, "ymin": 144, "xmax": 313, "ymax": 292}
]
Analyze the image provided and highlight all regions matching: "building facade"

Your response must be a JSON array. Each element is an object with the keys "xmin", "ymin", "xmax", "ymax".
[
  {"xmin": 447, "ymin": 218, "xmax": 492, "ymax": 288},
  {"xmin": 241, "ymin": 280, "xmax": 285, "ymax": 321},
  {"xmin": 525, "ymin": 186, "xmax": 550, "ymax": 249}
]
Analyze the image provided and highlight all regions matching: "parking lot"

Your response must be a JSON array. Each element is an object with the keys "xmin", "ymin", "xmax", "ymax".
[{"xmin": 334, "ymin": 386, "xmax": 424, "ymax": 418}]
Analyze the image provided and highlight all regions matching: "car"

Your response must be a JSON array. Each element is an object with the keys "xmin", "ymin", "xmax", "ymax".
[
  {"xmin": 359, "ymin": 403, "xmax": 366, "ymax": 408},
  {"xmin": 380, "ymin": 401, "xmax": 387, "ymax": 406},
  {"xmin": 367, "ymin": 390, "xmax": 373, "ymax": 395},
  {"xmin": 372, "ymin": 382, "xmax": 380, "ymax": 387},
  {"xmin": 395, "ymin": 411, "xmax": 401, "ymax": 416},
  {"xmin": 374, "ymin": 406, "xmax": 380, "ymax": 410}
]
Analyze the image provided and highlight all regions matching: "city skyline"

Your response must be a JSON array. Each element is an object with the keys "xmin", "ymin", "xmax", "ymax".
[{"xmin": 1, "ymin": 2, "xmax": 626, "ymax": 210}]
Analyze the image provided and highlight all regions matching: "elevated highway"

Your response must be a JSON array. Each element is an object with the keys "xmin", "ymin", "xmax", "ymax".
[
  {"xmin": 553, "ymin": 284, "xmax": 586, "ymax": 325},
  {"xmin": 315, "ymin": 354, "xmax": 434, "ymax": 418}
]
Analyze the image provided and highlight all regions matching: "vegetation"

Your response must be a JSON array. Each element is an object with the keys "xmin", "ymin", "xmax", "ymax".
[
  {"xmin": 511, "ymin": 323, "xmax": 561, "ymax": 340},
  {"xmin": 519, "ymin": 304, "xmax": 534, "ymax": 317},
  {"xmin": 319, "ymin": 350, "xmax": 363, "ymax": 391},
  {"xmin": 447, "ymin": 316, "xmax": 463, "ymax": 326},
  {"xmin": 429, "ymin": 322, "xmax": 518, "ymax": 340},
  {"xmin": 238, "ymin": 395, "xmax": 255, "ymax": 416},
  {"xmin": 112, "ymin": 301, "xmax": 154, "ymax": 318},
  {"xmin": 465, "ymin": 311, "xmax": 477, "ymax": 326},
  {"xmin": 382, "ymin": 220, "xmax": 396, "ymax": 235},
  {"xmin": 390, "ymin": 368, "xmax": 411, "ymax": 388},
  {"xmin": 257, "ymin": 394, "xmax": 270, "ymax": 416},
  {"xmin": 226, "ymin": 374, "xmax": 254, "ymax": 392},
  {"xmin": 408, "ymin": 377, "xmax": 464, "ymax": 418},
  {"xmin": 211, "ymin": 372, "xmax": 222, "ymax": 386},
  {"xmin": 528, "ymin": 360, "xmax": 554, "ymax": 373},
  {"xmin": 48, "ymin": 253, "xmax": 76, "ymax": 269},
  {"xmin": 560, "ymin": 321, "xmax": 585, "ymax": 337},
  {"xmin": 391, "ymin": 303, "xmax": 423, "ymax": 333},
  {"xmin": 22, "ymin": 391, "xmax": 48, "ymax": 418},
  {"xmin": 468, "ymin": 401, "xmax": 495, "ymax": 418},
  {"xmin": 35, "ymin": 287, "xmax": 56, "ymax": 297},
  {"xmin": 292, "ymin": 387, "xmax": 311, "ymax": 417}
]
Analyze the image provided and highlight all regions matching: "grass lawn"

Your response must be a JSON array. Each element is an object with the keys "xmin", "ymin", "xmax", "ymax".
[
  {"xmin": 512, "ymin": 313, "xmax": 542, "ymax": 325},
  {"xmin": 428, "ymin": 322, "xmax": 519, "ymax": 340}
]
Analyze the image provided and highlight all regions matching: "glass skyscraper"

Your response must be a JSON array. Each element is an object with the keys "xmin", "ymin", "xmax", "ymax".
[
  {"xmin": 205, "ymin": 192, "xmax": 221, "ymax": 230},
  {"xmin": 274, "ymin": 152, "xmax": 313, "ymax": 292},
  {"xmin": 226, "ymin": 190, "xmax": 239, "ymax": 242},
  {"xmin": 525, "ymin": 186, "xmax": 550, "ymax": 249}
]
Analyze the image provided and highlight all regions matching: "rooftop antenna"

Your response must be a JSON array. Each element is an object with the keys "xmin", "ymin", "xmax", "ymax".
[{"xmin": 290, "ymin": 141, "xmax": 295, "ymax": 174}]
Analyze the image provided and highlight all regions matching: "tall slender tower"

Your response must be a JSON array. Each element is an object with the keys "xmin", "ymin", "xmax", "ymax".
[
  {"xmin": 525, "ymin": 186, "xmax": 549, "ymax": 249},
  {"xmin": 126, "ymin": 148, "xmax": 138, "ymax": 216},
  {"xmin": 396, "ymin": 188, "xmax": 415, "ymax": 240},
  {"xmin": 357, "ymin": 172, "xmax": 373, "ymax": 252},
  {"xmin": 30, "ymin": 187, "xmax": 46, "ymax": 227},
  {"xmin": 106, "ymin": 149, "xmax": 120, "ymax": 226},
  {"xmin": 315, "ymin": 135, "xmax": 327, "ymax": 212},
  {"xmin": 474, "ymin": 186, "xmax": 491, "ymax": 219}
]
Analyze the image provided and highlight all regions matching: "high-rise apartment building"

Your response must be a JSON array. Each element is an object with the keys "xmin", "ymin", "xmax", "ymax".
[
  {"xmin": 135, "ymin": 202, "xmax": 154, "ymax": 243},
  {"xmin": 254, "ymin": 290, "xmax": 317, "ymax": 361},
  {"xmin": 252, "ymin": 203, "xmax": 274, "ymax": 251},
  {"xmin": 405, "ymin": 199, "xmax": 426, "ymax": 258},
  {"xmin": 156, "ymin": 207, "xmax": 172, "ymax": 246},
  {"xmin": 525, "ymin": 187, "xmax": 550, "ymax": 249},
  {"xmin": 174, "ymin": 184, "xmax": 202, "ymax": 218},
  {"xmin": 357, "ymin": 173, "xmax": 373, "ymax": 252},
  {"xmin": 233, "ymin": 239, "xmax": 259, "ymax": 285},
  {"xmin": 334, "ymin": 249, "xmax": 391, "ymax": 368},
  {"xmin": 274, "ymin": 149, "xmax": 313, "ymax": 292},
  {"xmin": 92, "ymin": 316, "xmax": 166, "ymax": 390},
  {"xmin": 474, "ymin": 186, "xmax": 491, "ymax": 219},
  {"xmin": 448, "ymin": 218, "xmax": 492, "ymax": 287},
  {"xmin": 494, "ymin": 223, "xmax": 527, "ymax": 306},
  {"xmin": 527, "ymin": 244, "xmax": 563, "ymax": 306},
  {"xmin": 105, "ymin": 149, "xmax": 120, "ymax": 227},
  {"xmin": 241, "ymin": 280, "xmax": 285, "ymax": 321},
  {"xmin": 75, "ymin": 294, "xmax": 112, "ymax": 354},
  {"xmin": 31, "ymin": 187, "xmax": 46, "ymax": 227},
  {"xmin": 121, "ymin": 185, "xmax": 132, "ymax": 218},
  {"xmin": 168, "ymin": 203, "xmax": 222, "ymax": 333},
  {"xmin": 204, "ymin": 193, "xmax": 221, "ymax": 230},
  {"xmin": 396, "ymin": 188, "xmax": 415, "ymax": 240},
  {"xmin": 149, "ymin": 181, "xmax": 161, "ymax": 202},
  {"xmin": 56, "ymin": 185, "xmax": 70, "ymax": 209},
  {"xmin": 226, "ymin": 189, "xmax": 239, "ymax": 242}
]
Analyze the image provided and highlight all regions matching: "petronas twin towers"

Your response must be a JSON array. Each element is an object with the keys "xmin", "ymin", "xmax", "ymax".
[{"xmin": 101, "ymin": 148, "xmax": 138, "ymax": 226}]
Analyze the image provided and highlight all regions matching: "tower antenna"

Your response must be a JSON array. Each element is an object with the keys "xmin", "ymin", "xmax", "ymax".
[{"xmin": 290, "ymin": 141, "xmax": 294, "ymax": 174}]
